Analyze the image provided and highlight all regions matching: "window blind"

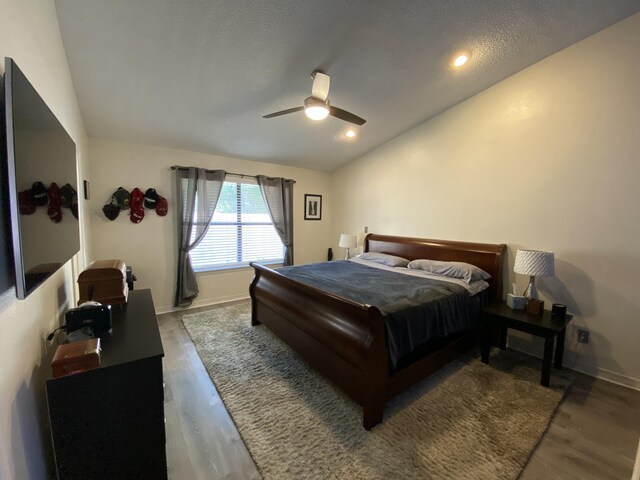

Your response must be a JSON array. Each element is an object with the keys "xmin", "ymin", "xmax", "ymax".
[{"xmin": 189, "ymin": 178, "xmax": 284, "ymax": 271}]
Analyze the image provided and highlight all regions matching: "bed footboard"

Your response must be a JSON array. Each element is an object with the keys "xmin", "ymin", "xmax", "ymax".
[{"xmin": 249, "ymin": 263, "xmax": 388, "ymax": 428}]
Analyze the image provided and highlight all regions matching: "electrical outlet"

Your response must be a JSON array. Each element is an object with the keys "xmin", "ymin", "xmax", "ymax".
[
  {"xmin": 364, "ymin": 226, "xmax": 368, "ymax": 233},
  {"xmin": 577, "ymin": 328, "xmax": 590, "ymax": 344}
]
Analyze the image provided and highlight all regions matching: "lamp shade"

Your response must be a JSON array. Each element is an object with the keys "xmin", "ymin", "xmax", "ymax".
[
  {"xmin": 339, "ymin": 234, "xmax": 357, "ymax": 249},
  {"xmin": 514, "ymin": 250, "xmax": 555, "ymax": 277}
]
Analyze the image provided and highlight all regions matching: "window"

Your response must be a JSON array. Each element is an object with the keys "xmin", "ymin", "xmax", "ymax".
[{"xmin": 189, "ymin": 178, "xmax": 284, "ymax": 271}]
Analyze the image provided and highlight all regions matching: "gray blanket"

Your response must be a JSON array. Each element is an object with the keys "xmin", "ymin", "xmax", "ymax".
[{"xmin": 276, "ymin": 261, "xmax": 482, "ymax": 371}]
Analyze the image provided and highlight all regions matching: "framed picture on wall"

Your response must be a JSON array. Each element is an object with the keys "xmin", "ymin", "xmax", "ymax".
[{"xmin": 304, "ymin": 194, "xmax": 322, "ymax": 220}]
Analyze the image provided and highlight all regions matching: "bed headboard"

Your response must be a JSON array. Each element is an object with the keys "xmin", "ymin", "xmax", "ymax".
[{"xmin": 364, "ymin": 234, "xmax": 507, "ymax": 302}]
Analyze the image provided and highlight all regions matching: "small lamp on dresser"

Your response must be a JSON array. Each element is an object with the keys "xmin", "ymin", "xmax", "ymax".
[
  {"xmin": 339, "ymin": 234, "xmax": 357, "ymax": 260},
  {"xmin": 513, "ymin": 249, "xmax": 555, "ymax": 299}
]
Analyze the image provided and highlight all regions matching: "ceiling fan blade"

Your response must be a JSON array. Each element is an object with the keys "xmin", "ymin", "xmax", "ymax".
[
  {"xmin": 262, "ymin": 106, "xmax": 304, "ymax": 118},
  {"xmin": 329, "ymin": 106, "xmax": 366, "ymax": 125},
  {"xmin": 311, "ymin": 71, "xmax": 331, "ymax": 101}
]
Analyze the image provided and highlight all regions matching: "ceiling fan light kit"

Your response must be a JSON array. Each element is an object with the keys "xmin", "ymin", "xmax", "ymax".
[
  {"xmin": 263, "ymin": 70, "xmax": 366, "ymax": 126},
  {"xmin": 304, "ymin": 97, "xmax": 330, "ymax": 121}
]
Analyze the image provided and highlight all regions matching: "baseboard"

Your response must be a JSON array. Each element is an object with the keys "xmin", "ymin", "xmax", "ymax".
[
  {"xmin": 567, "ymin": 360, "xmax": 640, "ymax": 391},
  {"xmin": 508, "ymin": 343, "xmax": 640, "ymax": 391},
  {"xmin": 156, "ymin": 293, "xmax": 250, "ymax": 315}
]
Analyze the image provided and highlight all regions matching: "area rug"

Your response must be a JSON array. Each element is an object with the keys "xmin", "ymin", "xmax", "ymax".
[{"xmin": 182, "ymin": 302, "xmax": 571, "ymax": 480}]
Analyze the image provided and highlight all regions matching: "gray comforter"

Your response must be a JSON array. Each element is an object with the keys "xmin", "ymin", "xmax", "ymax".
[{"xmin": 276, "ymin": 260, "xmax": 482, "ymax": 371}]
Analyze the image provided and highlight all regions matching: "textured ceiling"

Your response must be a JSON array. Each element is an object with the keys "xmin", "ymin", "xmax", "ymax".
[{"xmin": 55, "ymin": 0, "xmax": 640, "ymax": 172}]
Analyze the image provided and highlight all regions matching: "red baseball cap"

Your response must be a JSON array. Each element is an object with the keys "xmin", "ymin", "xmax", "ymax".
[
  {"xmin": 129, "ymin": 188, "xmax": 145, "ymax": 224},
  {"xmin": 156, "ymin": 196, "xmax": 168, "ymax": 216}
]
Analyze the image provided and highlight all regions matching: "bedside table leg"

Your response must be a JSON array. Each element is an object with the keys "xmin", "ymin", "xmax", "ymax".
[
  {"xmin": 480, "ymin": 316, "xmax": 491, "ymax": 364},
  {"xmin": 554, "ymin": 328, "xmax": 566, "ymax": 370},
  {"xmin": 541, "ymin": 336, "xmax": 554, "ymax": 387},
  {"xmin": 481, "ymin": 337, "xmax": 490, "ymax": 364},
  {"xmin": 498, "ymin": 325, "xmax": 507, "ymax": 350}
]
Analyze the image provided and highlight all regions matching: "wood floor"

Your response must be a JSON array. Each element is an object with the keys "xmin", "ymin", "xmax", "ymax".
[{"xmin": 158, "ymin": 302, "xmax": 640, "ymax": 480}]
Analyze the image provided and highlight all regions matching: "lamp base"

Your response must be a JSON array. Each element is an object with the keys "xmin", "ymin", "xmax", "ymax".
[
  {"xmin": 344, "ymin": 248, "xmax": 351, "ymax": 260},
  {"xmin": 522, "ymin": 275, "xmax": 538, "ymax": 299}
]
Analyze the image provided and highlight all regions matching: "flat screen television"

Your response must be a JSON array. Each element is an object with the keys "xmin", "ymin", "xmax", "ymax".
[{"xmin": 3, "ymin": 57, "xmax": 80, "ymax": 299}]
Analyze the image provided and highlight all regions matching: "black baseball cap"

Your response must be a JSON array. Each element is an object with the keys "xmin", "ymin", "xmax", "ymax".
[
  {"xmin": 32, "ymin": 181, "xmax": 48, "ymax": 206},
  {"xmin": 114, "ymin": 187, "xmax": 130, "ymax": 209},
  {"xmin": 102, "ymin": 195, "xmax": 120, "ymax": 221},
  {"xmin": 102, "ymin": 204, "xmax": 119, "ymax": 221},
  {"xmin": 60, "ymin": 183, "xmax": 77, "ymax": 209},
  {"xmin": 144, "ymin": 188, "xmax": 159, "ymax": 209}
]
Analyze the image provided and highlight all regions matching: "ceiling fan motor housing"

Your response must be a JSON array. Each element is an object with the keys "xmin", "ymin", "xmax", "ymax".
[{"xmin": 304, "ymin": 96, "xmax": 329, "ymax": 109}]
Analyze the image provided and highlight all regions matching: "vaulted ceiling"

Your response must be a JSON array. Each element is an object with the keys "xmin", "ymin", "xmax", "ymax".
[{"xmin": 55, "ymin": 0, "xmax": 640, "ymax": 172}]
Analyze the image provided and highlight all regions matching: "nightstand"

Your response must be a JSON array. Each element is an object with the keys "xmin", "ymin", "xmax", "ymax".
[{"xmin": 480, "ymin": 301, "xmax": 573, "ymax": 387}]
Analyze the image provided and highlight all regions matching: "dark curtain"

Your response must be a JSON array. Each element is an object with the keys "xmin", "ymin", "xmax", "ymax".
[
  {"xmin": 256, "ymin": 176, "xmax": 294, "ymax": 266},
  {"xmin": 174, "ymin": 167, "xmax": 226, "ymax": 307}
]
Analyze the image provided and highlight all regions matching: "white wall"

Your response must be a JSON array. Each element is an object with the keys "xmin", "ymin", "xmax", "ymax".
[
  {"xmin": 88, "ymin": 138, "xmax": 332, "ymax": 313},
  {"xmin": 0, "ymin": 0, "xmax": 89, "ymax": 479},
  {"xmin": 331, "ymin": 13, "xmax": 640, "ymax": 388}
]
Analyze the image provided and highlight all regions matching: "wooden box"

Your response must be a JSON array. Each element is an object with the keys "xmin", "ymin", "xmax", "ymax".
[
  {"xmin": 51, "ymin": 338, "xmax": 101, "ymax": 378},
  {"xmin": 526, "ymin": 298, "xmax": 544, "ymax": 316},
  {"xmin": 78, "ymin": 259, "xmax": 129, "ymax": 306}
]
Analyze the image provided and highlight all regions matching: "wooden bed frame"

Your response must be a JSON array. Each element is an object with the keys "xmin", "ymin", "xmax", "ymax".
[{"xmin": 249, "ymin": 234, "xmax": 506, "ymax": 429}]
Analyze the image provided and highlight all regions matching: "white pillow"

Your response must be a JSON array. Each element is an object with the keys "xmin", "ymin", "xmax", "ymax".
[
  {"xmin": 407, "ymin": 259, "xmax": 491, "ymax": 284},
  {"xmin": 358, "ymin": 252, "xmax": 410, "ymax": 268}
]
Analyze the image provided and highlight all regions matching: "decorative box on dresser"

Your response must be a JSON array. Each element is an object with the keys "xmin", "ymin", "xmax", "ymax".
[{"xmin": 46, "ymin": 289, "xmax": 167, "ymax": 480}]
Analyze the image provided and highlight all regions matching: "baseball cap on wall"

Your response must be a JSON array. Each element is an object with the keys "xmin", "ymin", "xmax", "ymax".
[
  {"xmin": 144, "ymin": 188, "xmax": 159, "ymax": 209},
  {"xmin": 155, "ymin": 196, "xmax": 168, "ymax": 216},
  {"xmin": 102, "ymin": 193, "xmax": 120, "ymax": 221},
  {"xmin": 114, "ymin": 187, "xmax": 130, "ymax": 210},
  {"xmin": 129, "ymin": 187, "xmax": 145, "ymax": 224},
  {"xmin": 102, "ymin": 203, "xmax": 119, "ymax": 221}
]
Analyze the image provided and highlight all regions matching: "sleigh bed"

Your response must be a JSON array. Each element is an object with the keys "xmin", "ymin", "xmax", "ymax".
[{"xmin": 249, "ymin": 233, "xmax": 506, "ymax": 429}]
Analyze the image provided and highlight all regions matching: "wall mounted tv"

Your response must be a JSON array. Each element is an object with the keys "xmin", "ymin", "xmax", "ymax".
[{"xmin": 3, "ymin": 57, "xmax": 80, "ymax": 299}]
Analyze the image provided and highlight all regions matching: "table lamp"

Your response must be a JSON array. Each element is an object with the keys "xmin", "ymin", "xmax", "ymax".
[
  {"xmin": 339, "ymin": 234, "xmax": 357, "ymax": 260},
  {"xmin": 513, "ymin": 249, "xmax": 555, "ymax": 299}
]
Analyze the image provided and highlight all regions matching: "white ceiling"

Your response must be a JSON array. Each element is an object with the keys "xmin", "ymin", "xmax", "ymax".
[{"xmin": 55, "ymin": 0, "xmax": 640, "ymax": 172}]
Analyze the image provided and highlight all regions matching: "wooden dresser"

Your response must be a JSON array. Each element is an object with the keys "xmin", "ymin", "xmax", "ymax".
[{"xmin": 46, "ymin": 289, "xmax": 167, "ymax": 479}]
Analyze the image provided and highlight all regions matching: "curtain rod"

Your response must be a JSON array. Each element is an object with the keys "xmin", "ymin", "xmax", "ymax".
[{"xmin": 170, "ymin": 166, "xmax": 295, "ymax": 183}]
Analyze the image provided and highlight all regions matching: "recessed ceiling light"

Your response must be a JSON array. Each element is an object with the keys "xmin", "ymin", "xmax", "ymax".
[
  {"xmin": 453, "ymin": 53, "xmax": 469, "ymax": 68},
  {"xmin": 345, "ymin": 129, "xmax": 356, "ymax": 138}
]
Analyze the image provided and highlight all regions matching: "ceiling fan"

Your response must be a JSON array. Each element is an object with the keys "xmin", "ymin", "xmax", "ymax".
[{"xmin": 263, "ymin": 71, "xmax": 366, "ymax": 126}]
